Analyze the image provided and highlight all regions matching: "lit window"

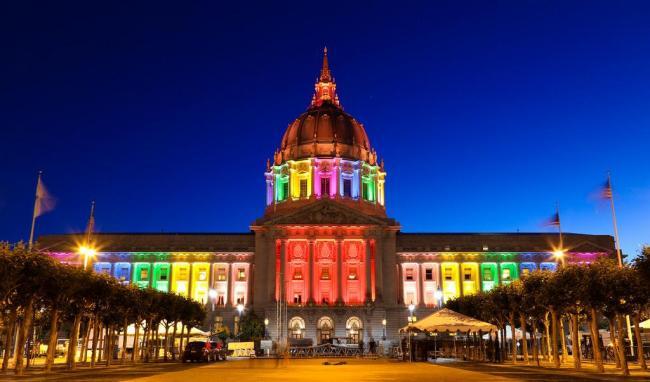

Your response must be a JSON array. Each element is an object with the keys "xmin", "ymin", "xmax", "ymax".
[
  {"xmin": 405, "ymin": 268, "xmax": 414, "ymax": 281},
  {"xmin": 216, "ymin": 267, "xmax": 227, "ymax": 281},
  {"xmin": 348, "ymin": 267, "xmax": 358, "ymax": 280},
  {"xmin": 300, "ymin": 179, "xmax": 308, "ymax": 198},
  {"xmin": 159, "ymin": 269, "xmax": 168, "ymax": 281},
  {"xmin": 293, "ymin": 294, "xmax": 303, "ymax": 304},
  {"xmin": 444, "ymin": 268, "xmax": 453, "ymax": 281},
  {"xmin": 293, "ymin": 269, "xmax": 303, "ymax": 280},
  {"xmin": 502, "ymin": 268, "xmax": 511, "ymax": 281},
  {"xmin": 199, "ymin": 271, "xmax": 207, "ymax": 281},
  {"xmin": 321, "ymin": 177, "xmax": 330, "ymax": 196},
  {"xmin": 237, "ymin": 268, "xmax": 246, "ymax": 281},
  {"xmin": 140, "ymin": 268, "xmax": 149, "ymax": 281},
  {"xmin": 343, "ymin": 179, "xmax": 352, "ymax": 197},
  {"xmin": 179, "ymin": 268, "xmax": 189, "ymax": 279},
  {"xmin": 463, "ymin": 268, "xmax": 472, "ymax": 281},
  {"xmin": 483, "ymin": 269, "xmax": 493, "ymax": 281},
  {"xmin": 425, "ymin": 268, "xmax": 433, "ymax": 281},
  {"xmin": 320, "ymin": 268, "xmax": 330, "ymax": 280}
]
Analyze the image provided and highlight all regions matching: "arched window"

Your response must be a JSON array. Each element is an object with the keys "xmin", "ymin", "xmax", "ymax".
[
  {"xmin": 288, "ymin": 317, "xmax": 305, "ymax": 339},
  {"xmin": 346, "ymin": 316, "xmax": 363, "ymax": 344},
  {"xmin": 317, "ymin": 316, "xmax": 335, "ymax": 344}
]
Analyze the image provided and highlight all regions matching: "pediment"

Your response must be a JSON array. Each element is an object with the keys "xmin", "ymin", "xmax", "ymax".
[{"xmin": 254, "ymin": 199, "xmax": 397, "ymax": 227}]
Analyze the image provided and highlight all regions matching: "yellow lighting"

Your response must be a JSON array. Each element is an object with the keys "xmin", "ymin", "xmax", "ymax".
[
  {"xmin": 553, "ymin": 250, "xmax": 565, "ymax": 259},
  {"xmin": 78, "ymin": 246, "xmax": 97, "ymax": 257}
]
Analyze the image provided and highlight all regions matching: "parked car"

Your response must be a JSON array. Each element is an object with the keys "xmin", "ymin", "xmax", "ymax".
[{"xmin": 181, "ymin": 341, "xmax": 210, "ymax": 362}]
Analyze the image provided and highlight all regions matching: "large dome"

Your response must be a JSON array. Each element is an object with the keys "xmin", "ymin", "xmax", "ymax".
[{"xmin": 273, "ymin": 48, "xmax": 377, "ymax": 165}]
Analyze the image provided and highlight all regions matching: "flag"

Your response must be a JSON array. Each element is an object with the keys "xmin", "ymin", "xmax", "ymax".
[
  {"xmin": 600, "ymin": 177, "xmax": 613, "ymax": 200},
  {"xmin": 34, "ymin": 175, "xmax": 55, "ymax": 217},
  {"xmin": 546, "ymin": 211, "xmax": 561, "ymax": 227}
]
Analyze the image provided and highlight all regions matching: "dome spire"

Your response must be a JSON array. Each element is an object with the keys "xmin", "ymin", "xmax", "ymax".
[
  {"xmin": 320, "ymin": 46, "xmax": 331, "ymax": 82},
  {"xmin": 311, "ymin": 47, "xmax": 340, "ymax": 108}
]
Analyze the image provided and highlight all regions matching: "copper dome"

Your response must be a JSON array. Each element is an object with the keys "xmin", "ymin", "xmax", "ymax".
[{"xmin": 273, "ymin": 48, "xmax": 377, "ymax": 165}]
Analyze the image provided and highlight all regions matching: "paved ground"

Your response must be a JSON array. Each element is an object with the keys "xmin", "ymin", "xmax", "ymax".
[{"xmin": 3, "ymin": 358, "xmax": 650, "ymax": 381}]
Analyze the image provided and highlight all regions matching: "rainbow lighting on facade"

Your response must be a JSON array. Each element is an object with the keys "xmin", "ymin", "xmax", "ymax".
[{"xmin": 40, "ymin": 49, "xmax": 616, "ymax": 345}]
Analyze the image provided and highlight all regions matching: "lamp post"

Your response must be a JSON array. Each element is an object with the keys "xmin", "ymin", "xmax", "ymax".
[
  {"xmin": 434, "ymin": 288, "xmax": 443, "ymax": 308},
  {"xmin": 264, "ymin": 318, "xmax": 269, "ymax": 340},
  {"xmin": 381, "ymin": 318, "xmax": 387, "ymax": 341},
  {"xmin": 407, "ymin": 303, "xmax": 416, "ymax": 363},
  {"xmin": 235, "ymin": 304, "xmax": 244, "ymax": 338},
  {"xmin": 208, "ymin": 289, "xmax": 217, "ymax": 312}
]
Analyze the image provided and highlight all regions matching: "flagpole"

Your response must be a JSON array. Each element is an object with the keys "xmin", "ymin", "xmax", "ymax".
[
  {"xmin": 606, "ymin": 173, "xmax": 634, "ymax": 355},
  {"xmin": 556, "ymin": 203, "xmax": 565, "ymax": 267},
  {"xmin": 28, "ymin": 171, "xmax": 43, "ymax": 250}
]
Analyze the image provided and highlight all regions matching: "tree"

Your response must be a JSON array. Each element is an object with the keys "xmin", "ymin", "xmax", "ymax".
[{"xmin": 238, "ymin": 312, "xmax": 265, "ymax": 342}]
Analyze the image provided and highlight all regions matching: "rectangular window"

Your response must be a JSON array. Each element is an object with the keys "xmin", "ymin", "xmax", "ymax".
[
  {"xmin": 237, "ymin": 268, "xmax": 246, "ymax": 281},
  {"xmin": 282, "ymin": 182, "xmax": 289, "ymax": 201},
  {"xmin": 444, "ymin": 268, "xmax": 453, "ymax": 281},
  {"xmin": 216, "ymin": 267, "xmax": 227, "ymax": 281},
  {"xmin": 502, "ymin": 268, "xmax": 511, "ymax": 281},
  {"xmin": 483, "ymin": 269, "xmax": 493, "ymax": 281},
  {"xmin": 362, "ymin": 183, "xmax": 370, "ymax": 200},
  {"xmin": 198, "ymin": 270, "xmax": 207, "ymax": 281},
  {"xmin": 425, "ymin": 268, "xmax": 433, "ymax": 281},
  {"xmin": 406, "ymin": 292, "xmax": 415, "ymax": 305},
  {"xmin": 321, "ymin": 177, "xmax": 330, "ymax": 197},
  {"xmin": 321, "ymin": 294, "xmax": 329, "ymax": 304},
  {"xmin": 320, "ymin": 268, "xmax": 330, "ymax": 280},
  {"xmin": 343, "ymin": 179, "xmax": 352, "ymax": 197},
  {"xmin": 217, "ymin": 295, "xmax": 224, "ymax": 306},
  {"xmin": 293, "ymin": 294, "xmax": 302, "ymax": 304},
  {"xmin": 348, "ymin": 267, "xmax": 358, "ymax": 280},
  {"xmin": 405, "ymin": 268, "xmax": 414, "ymax": 281},
  {"xmin": 140, "ymin": 268, "xmax": 149, "ymax": 281},
  {"xmin": 293, "ymin": 269, "xmax": 303, "ymax": 280},
  {"xmin": 160, "ymin": 269, "xmax": 168, "ymax": 281},
  {"xmin": 463, "ymin": 268, "xmax": 472, "ymax": 281},
  {"xmin": 300, "ymin": 179, "xmax": 308, "ymax": 198}
]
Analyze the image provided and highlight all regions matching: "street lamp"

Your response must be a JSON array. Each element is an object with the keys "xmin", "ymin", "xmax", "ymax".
[
  {"xmin": 407, "ymin": 304, "xmax": 416, "ymax": 363},
  {"xmin": 382, "ymin": 318, "xmax": 387, "ymax": 341},
  {"xmin": 434, "ymin": 288, "xmax": 443, "ymax": 307},
  {"xmin": 553, "ymin": 249, "xmax": 566, "ymax": 267},
  {"xmin": 264, "ymin": 318, "xmax": 269, "ymax": 340},
  {"xmin": 78, "ymin": 246, "xmax": 96, "ymax": 270},
  {"xmin": 208, "ymin": 289, "xmax": 217, "ymax": 311}
]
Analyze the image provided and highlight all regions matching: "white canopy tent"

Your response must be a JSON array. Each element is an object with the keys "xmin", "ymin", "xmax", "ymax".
[
  {"xmin": 400, "ymin": 308, "xmax": 497, "ymax": 334},
  {"xmin": 640, "ymin": 319, "xmax": 650, "ymax": 329}
]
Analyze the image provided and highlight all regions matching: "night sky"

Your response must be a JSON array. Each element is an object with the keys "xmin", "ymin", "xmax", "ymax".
[{"xmin": 2, "ymin": 1, "xmax": 649, "ymax": 257}]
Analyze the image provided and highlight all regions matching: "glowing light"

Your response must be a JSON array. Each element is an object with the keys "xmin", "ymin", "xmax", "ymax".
[
  {"xmin": 208, "ymin": 289, "xmax": 218, "ymax": 299},
  {"xmin": 264, "ymin": 318, "xmax": 269, "ymax": 326},
  {"xmin": 553, "ymin": 250, "xmax": 565, "ymax": 259},
  {"xmin": 382, "ymin": 319, "xmax": 387, "ymax": 326},
  {"xmin": 408, "ymin": 303, "xmax": 415, "ymax": 313},
  {"xmin": 237, "ymin": 304, "xmax": 244, "ymax": 314}
]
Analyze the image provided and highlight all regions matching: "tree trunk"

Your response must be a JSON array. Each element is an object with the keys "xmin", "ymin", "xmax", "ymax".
[
  {"xmin": 67, "ymin": 313, "xmax": 81, "ymax": 369},
  {"xmin": 132, "ymin": 321, "xmax": 140, "ymax": 362},
  {"xmin": 532, "ymin": 321, "xmax": 540, "ymax": 367},
  {"xmin": 80, "ymin": 317, "xmax": 92, "ymax": 363},
  {"xmin": 2, "ymin": 308, "xmax": 17, "ymax": 371},
  {"xmin": 121, "ymin": 319, "xmax": 129, "ymax": 363},
  {"xmin": 633, "ymin": 313, "xmax": 647, "ymax": 370},
  {"xmin": 15, "ymin": 298, "xmax": 34, "ymax": 375},
  {"xmin": 550, "ymin": 308, "xmax": 560, "ymax": 368},
  {"xmin": 570, "ymin": 314, "xmax": 581, "ymax": 369},
  {"xmin": 589, "ymin": 309, "xmax": 604, "ymax": 372},
  {"xmin": 179, "ymin": 324, "xmax": 185, "ymax": 356},
  {"xmin": 543, "ymin": 313, "xmax": 551, "ymax": 361},
  {"xmin": 105, "ymin": 325, "xmax": 113, "ymax": 367},
  {"xmin": 608, "ymin": 318, "xmax": 620, "ymax": 368},
  {"xmin": 171, "ymin": 322, "xmax": 177, "ymax": 361},
  {"xmin": 163, "ymin": 325, "xmax": 169, "ymax": 362},
  {"xmin": 45, "ymin": 308, "xmax": 60, "ymax": 372},
  {"xmin": 154, "ymin": 323, "xmax": 160, "ymax": 361},
  {"xmin": 90, "ymin": 318, "xmax": 100, "ymax": 367},
  {"xmin": 509, "ymin": 313, "xmax": 517, "ymax": 364},
  {"xmin": 560, "ymin": 317, "xmax": 568, "ymax": 364},
  {"xmin": 519, "ymin": 313, "xmax": 529, "ymax": 365},
  {"xmin": 615, "ymin": 314, "xmax": 629, "ymax": 376}
]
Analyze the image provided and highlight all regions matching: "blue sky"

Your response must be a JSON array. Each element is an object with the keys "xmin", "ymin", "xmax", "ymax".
[{"xmin": 1, "ymin": 1, "xmax": 648, "ymax": 257}]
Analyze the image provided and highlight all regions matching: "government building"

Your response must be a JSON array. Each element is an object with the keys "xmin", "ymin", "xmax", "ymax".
[{"xmin": 39, "ymin": 49, "xmax": 614, "ymax": 346}]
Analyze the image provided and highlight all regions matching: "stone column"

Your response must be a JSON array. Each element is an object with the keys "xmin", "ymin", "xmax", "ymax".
[
  {"xmin": 280, "ymin": 239, "xmax": 287, "ymax": 305},
  {"xmin": 226, "ymin": 263, "xmax": 233, "ymax": 307},
  {"xmin": 336, "ymin": 239, "xmax": 343, "ymax": 304},
  {"xmin": 418, "ymin": 263, "xmax": 425, "ymax": 308},
  {"xmin": 374, "ymin": 236, "xmax": 383, "ymax": 302},
  {"xmin": 308, "ymin": 239, "xmax": 315, "ymax": 303},
  {"xmin": 365, "ymin": 239, "xmax": 372, "ymax": 303}
]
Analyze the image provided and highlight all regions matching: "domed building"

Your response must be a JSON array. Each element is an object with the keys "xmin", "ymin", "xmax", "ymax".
[{"xmin": 40, "ymin": 49, "xmax": 615, "ymax": 348}]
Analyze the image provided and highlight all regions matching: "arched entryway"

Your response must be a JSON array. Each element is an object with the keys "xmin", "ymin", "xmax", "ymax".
[
  {"xmin": 346, "ymin": 316, "xmax": 363, "ymax": 344},
  {"xmin": 288, "ymin": 316, "xmax": 305, "ymax": 339},
  {"xmin": 317, "ymin": 316, "xmax": 335, "ymax": 344}
]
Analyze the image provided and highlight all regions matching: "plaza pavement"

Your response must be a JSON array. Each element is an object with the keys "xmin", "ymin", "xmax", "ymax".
[{"xmin": 2, "ymin": 358, "xmax": 650, "ymax": 381}]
